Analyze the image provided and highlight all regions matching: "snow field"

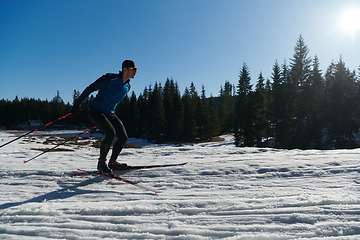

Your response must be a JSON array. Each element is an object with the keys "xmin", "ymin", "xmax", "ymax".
[{"xmin": 1, "ymin": 131, "xmax": 360, "ymax": 239}]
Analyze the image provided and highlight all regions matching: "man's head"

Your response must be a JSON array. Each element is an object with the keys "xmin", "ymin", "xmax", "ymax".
[
  {"xmin": 122, "ymin": 60, "xmax": 137, "ymax": 81},
  {"xmin": 122, "ymin": 60, "xmax": 136, "ymax": 70}
]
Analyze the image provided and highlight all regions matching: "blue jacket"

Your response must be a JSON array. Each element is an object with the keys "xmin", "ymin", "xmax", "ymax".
[{"xmin": 77, "ymin": 73, "xmax": 131, "ymax": 115}]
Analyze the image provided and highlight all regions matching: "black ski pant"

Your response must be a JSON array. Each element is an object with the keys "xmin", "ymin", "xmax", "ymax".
[{"xmin": 88, "ymin": 106, "xmax": 128, "ymax": 163}]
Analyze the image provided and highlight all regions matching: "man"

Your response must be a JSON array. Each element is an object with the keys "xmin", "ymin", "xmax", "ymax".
[{"xmin": 72, "ymin": 60, "xmax": 137, "ymax": 176}]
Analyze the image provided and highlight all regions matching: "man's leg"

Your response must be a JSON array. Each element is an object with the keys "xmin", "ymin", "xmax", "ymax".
[
  {"xmin": 88, "ymin": 107, "xmax": 116, "ymax": 174},
  {"xmin": 106, "ymin": 113, "xmax": 128, "ymax": 167}
]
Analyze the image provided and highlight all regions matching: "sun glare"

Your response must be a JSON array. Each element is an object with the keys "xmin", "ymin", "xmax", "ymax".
[{"xmin": 340, "ymin": 8, "xmax": 360, "ymax": 35}]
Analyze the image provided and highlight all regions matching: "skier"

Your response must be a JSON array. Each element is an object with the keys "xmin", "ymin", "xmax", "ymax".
[{"xmin": 72, "ymin": 60, "xmax": 137, "ymax": 176}]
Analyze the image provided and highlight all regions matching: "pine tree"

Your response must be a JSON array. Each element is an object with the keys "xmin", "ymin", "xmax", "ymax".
[
  {"xmin": 172, "ymin": 82, "xmax": 184, "ymax": 141},
  {"xmin": 289, "ymin": 35, "xmax": 312, "ymax": 148},
  {"xmin": 290, "ymin": 35, "xmax": 311, "ymax": 90},
  {"xmin": 197, "ymin": 85, "xmax": 207, "ymax": 138},
  {"xmin": 72, "ymin": 90, "xmax": 80, "ymax": 104},
  {"xmin": 50, "ymin": 91, "xmax": 66, "ymax": 122},
  {"xmin": 263, "ymin": 78, "xmax": 273, "ymax": 146},
  {"xmin": 163, "ymin": 78, "xmax": 184, "ymax": 141},
  {"xmin": 163, "ymin": 78, "xmax": 174, "ymax": 139},
  {"xmin": 190, "ymin": 82, "xmax": 202, "ymax": 135},
  {"xmin": 253, "ymin": 72, "xmax": 267, "ymax": 146},
  {"xmin": 182, "ymin": 87, "xmax": 197, "ymax": 140},
  {"xmin": 52, "ymin": 90, "xmax": 63, "ymax": 104},
  {"xmin": 325, "ymin": 57, "xmax": 358, "ymax": 148},
  {"xmin": 146, "ymin": 82, "xmax": 165, "ymax": 142},
  {"xmin": 306, "ymin": 55, "xmax": 325, "ymax": 148},
  {"xmin": 270, "ymin": 61, "xmax": 283, "ymax": 147},
  {"xmin": 219, "ymin": 81, "xmax": 235, "ymax": 133},
  {"xmin": 128, "ymin": 91, "xmax": 140, "ymax": 137},
  {"xmin": 205, "ymin": 95, "xmax": 221, "ymax": 138},
  {"xmin": 137, "ymin": 92, "xmax": 147, "ymax": 138},
  {"xmin": 234, "ymin": 62, "xmax": 253, "ymax": 146}
]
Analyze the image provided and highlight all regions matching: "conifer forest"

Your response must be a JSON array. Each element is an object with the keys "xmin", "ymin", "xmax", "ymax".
[{"xmin": 1, "ymin": 36, "xmax": 360, "ymax": 149}]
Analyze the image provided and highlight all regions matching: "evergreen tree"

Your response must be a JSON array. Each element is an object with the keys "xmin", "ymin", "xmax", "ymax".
[
  {"xmin": 279, "ymin": 60, "xmax": 298, "ymax": 148},
  {"xmin": 52, "ymin": 90, "xmax": 63, "ymax": 104},
  {"xmin": 289, "ymin": 35, "xmax": 312, "ymax": 148},
  {"xmin": 182, "ymin": 87, "xmax": 197, "ymax": 140},
  {"xmin": 355, "ymin": 66, "xmax": 360, "ymax": 128},
  {"xmin": 128, "ymin": 91, "xmax": 140, "ymax": 138},
  {"xmin": 163, "ymin": 78, "xmax": 174, "ymax": 138},
  {"xmin": 197, "ymin": 85, "xmax": 207, "ymax": 138},
  {"xmin": 137, "ymin": 92, "xmax": 147, "ymax": 138},
  {"xmin": 163, "ymin": 78, "xmax": 184, "ymax": 141},
  {"xmin": 172, "ymin": 82, "xmax": 184, "ymax": 141},
  {"xmin": 8, "ymin": 97, "xmax": 21, "ymax": 127},
  {"xmin": 39, "ymin": 99, "xmax": 51, "ymax": 124},
  {"xmin": 146, "ymin": 82, "xmax": 165, "ymax": 142},
  {"xmin": 189, "ymin": 82, "xmax": 202, "ymax": 134},
  {"xmin": 50, "ymin": 91, "xmax": 66, "ymax": 122},
  {"xmin": 72, "ymin": 90, "xmax": 80, "ymax": 104},
  {"xmin": 325, "ymin": 57, "xmax": 358, "ymax": 148},
  {"xmin": 0, "ymin": 99, "xmax": 7, "ymax": 126},
  {"xmin": 205, "ymin": 95, "xmax": 221, "ymax": 138},
  {"xmin": 219, "ymin": 80, "xmax": 235, "ymax": 132},
  {"xmin": 290, "ymin": 35, "xmax": 311, "ymax": 90},
  {"xmin": 253, "ymin": 72, "xmax": 267, "ymax": 146},
  {"xmin": 306, "ymin": 55, "xmax": 325, "ymax": 148},
  {"xmin": 263, "ymin": 78, "xmax": 273, "ymax": 146},
  {"xmin": 234, "ymin": 62, "xmax": 253, "ymax": 146},
  {"xmin": 270, "ymin": 61, "xmax": 283, "ymax": 147}
]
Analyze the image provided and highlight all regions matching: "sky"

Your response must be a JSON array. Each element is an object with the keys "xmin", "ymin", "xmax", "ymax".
[{"xmin": 1, "ymin": 0, "xmax": 360, "ymax": 104}]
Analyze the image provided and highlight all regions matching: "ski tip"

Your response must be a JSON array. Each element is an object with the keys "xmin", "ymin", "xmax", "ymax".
[
  {"xmin": 155, "ymin": 190, "xmax": 163, "ymax": 194},
  {"xmin": 23, "ymin": 160, "xmax": 27, "ymax": 163}
]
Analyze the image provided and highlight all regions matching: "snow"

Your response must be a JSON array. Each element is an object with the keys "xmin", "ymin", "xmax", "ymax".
[{"xmin": 1, "ymin": 130, "xmax": 360, "ymax": 239}]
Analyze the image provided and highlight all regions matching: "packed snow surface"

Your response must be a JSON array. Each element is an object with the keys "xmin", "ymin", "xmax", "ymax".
[{"xmin": 1, "ymin": 130, "xmax": 360, "ymax": 239}]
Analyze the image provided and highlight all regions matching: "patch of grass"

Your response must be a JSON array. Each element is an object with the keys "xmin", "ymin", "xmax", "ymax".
[{"xmin": 209, "ymin": 136, "xmax": 225, "ymax": 142}]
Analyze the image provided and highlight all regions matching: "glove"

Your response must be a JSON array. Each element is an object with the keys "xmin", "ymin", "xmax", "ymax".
[{"xmin": 71, "ymin": 101, "xmax": 83, "ymax": 113}]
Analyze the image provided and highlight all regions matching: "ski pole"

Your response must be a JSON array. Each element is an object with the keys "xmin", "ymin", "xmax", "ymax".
[
  {"xmin": 24, "ymin": 126, "xmax": 96, "ymax": 163},
  {"xmin": 0, "ymin": 112, "xmax": 73, "ymax": 149}
]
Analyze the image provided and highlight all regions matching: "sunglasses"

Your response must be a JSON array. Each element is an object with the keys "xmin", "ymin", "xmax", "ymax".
[{"xmin": 128, "ymin": 67, "xmax": 137, "ymax": 71}]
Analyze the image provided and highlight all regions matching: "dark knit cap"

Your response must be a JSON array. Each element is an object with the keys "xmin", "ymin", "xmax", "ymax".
[{"xmin": 122, "ymin": 60, "xmax": 135, "ymax": 69}]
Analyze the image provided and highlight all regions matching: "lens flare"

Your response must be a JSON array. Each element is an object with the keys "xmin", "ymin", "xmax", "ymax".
[{"xmin": 340, "ymin": 8, "xmax": 360, "ymax": 35}]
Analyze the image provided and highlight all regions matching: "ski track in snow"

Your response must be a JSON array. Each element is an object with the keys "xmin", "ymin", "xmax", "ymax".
[{"xmin": 1, "ymin": 131, "xmax": 360, "ymax": 239}]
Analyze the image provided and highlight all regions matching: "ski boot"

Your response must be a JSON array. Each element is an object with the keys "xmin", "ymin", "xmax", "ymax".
[
  {"xmin": 97, "ymin": 159, "xmax": 114, "ymax": 176},
  {"xmin": 108, "ymin": 161, "xmax": 128, "ymax": 171}
]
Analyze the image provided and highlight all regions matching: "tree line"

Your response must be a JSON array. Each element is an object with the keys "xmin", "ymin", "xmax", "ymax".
[
  {"xmin": 1, "ymin": 35, "xmax": 359, "ymax": 149},
  {"xmin": 235, "ymin": 35, "xmax": 360, "ymax": 149}
]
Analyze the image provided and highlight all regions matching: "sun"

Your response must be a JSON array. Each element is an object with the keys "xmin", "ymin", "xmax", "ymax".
[{"xmin": 340, "ymin": 8, "xmax": 360, "ymax": 35}]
